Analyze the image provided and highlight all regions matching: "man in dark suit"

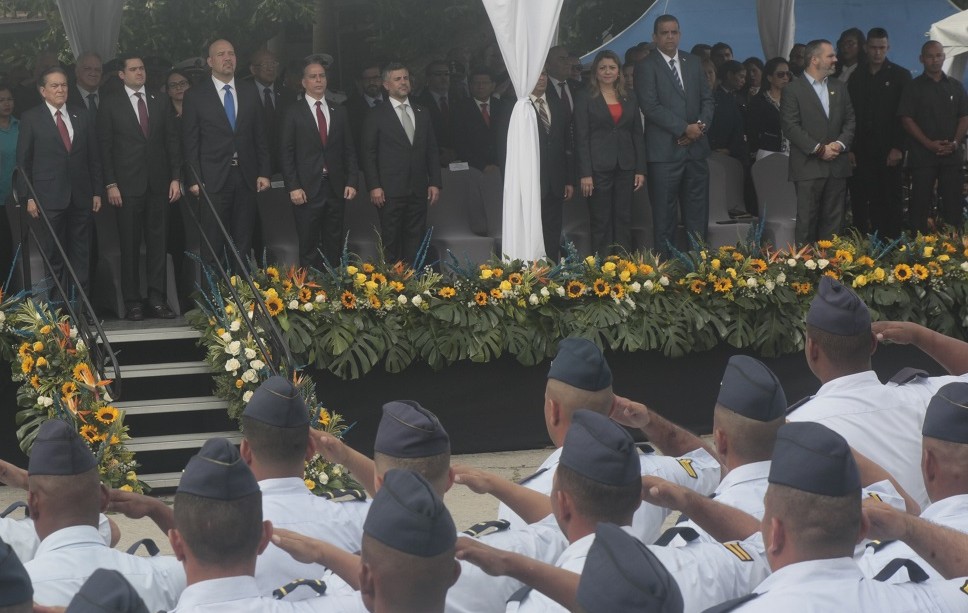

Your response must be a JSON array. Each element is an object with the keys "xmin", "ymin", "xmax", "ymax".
[
  {"xmin": 16, "ymin": 67, "xmax": 102, "ymax": 305},
  {"xmin": 97, "ymin": 54, "xmax": 182, "ymax": 320},
  {"xmin": 415, "ymin": 60, "xmax": 454, "ymax": 166},
  {"xmin": 280, "ymin": 55, "xmax": 359, "ymax": 268},
  {"xmin": 545, "ymin": 45, "xmax": 581, "ymax": 120},
  {"xmin": 780, "ymin": 39, "xmax": 855, "ymax": 244},
  {"xmin": 67, "ymin": 52, "xmax": 103, "ymax": 117},
  {"xmin": 635, "ymin": 14, "xmax": 714, "ymax": 255},
  {"xmin": 452, "ymin": 67, "xmax": 507, "ymax": 172},
  {"xmin": 249, "ymin": 48, "xmax": 290, "ymax": 176},
  {"xmin": 361, "ymin": 62, "xmax": 441, "ymax": 265},
  {"xmin": 346, "ymin": 64, "xmax": 385, "ymax": 159},
  {"xmin": 530, "ymin": 70, "xmax": 574, "ymax": 261},
  {"xmin": 182, "ymin": 38, "xmax": 271, "ymax": 269}
]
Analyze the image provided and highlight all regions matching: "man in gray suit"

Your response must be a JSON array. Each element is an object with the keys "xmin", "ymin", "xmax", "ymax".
[
  {"xmin": 780, "ymin": 39, "xmax": 856, "ymax": 245},
  {"xmin": 635, "ymin": 14, "xmax": 714, "ymax": 256}
]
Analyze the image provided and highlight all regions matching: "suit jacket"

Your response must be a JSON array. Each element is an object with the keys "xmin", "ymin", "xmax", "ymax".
[
  {"xmin": 546, "ymin": 78, "xmax": 581, "ymax": 116},
  {"xmin": 16, "ymin": 103, "xmax": 103, "ymax": 210},
  {"xmin": 846, "ymin": 60, "xmax": 911, "ymax": 157},
  {"xmin": 573, "ymin": 90, "xmax": 645, "ymax": 176},
  {"xmin": 780, "ymin": 74, "xmax": 855, "ymax": 181},
  {"xmin": 252, "ymin": 81, "xmax": 293, "ymax": 175},
  {"xmin": 415, "ymin": 89, "xmax": 453, "ymax": 151},
  {"xmin": 747, "ymin": 91, "xmax": 783, "ymax": 153},
  {"xmin": 634, "ymin": 51, "xmax": 714, "ymax": 162},
  {"xmin": 181, "ymin": 77, "xmax": 271, "ymax": 192},
  {"xmin": 67, "ymin": 85, "xmax": 99, "ymax": 115},
  {"xmin": 361, "ymin": 99, "xmax": 441, "ymax": 198},
  {"xmin": 279, "ymin": 96, "xmax": 359, "ymax": 201},
  {"xmin": 96, "ymin": 88, "xmax": 182, "ymax": 198},
  {"xmin": 535, "ymin": 95, "xmax": 574, "ymax": 200},
  {"xmin": 453, "ymin": 96, "xmax": 507, "ymax": 171}
]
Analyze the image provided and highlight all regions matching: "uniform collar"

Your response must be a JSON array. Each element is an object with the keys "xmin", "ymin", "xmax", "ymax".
[
  {"xmin": 35, "ymin": 525, "xmax": 105, "ymax": 557},
  {"xmin": 259, "ymin": 476, "xmax": 313, "ymax": 496},
  {"xmin": 756, "ymin": 557, "xmax": 862, "ymax": 593},
  {"xmin": 815, "ymin": 370, "xmax": 881, "ymax": 396},
  {"xmin": 922, "ymin": 493, "xmax": 968, "ymax": 522},
  {"xmin": 718, "ymin": 461, "xmax": 771, "ymax": 493},
  {"xmin": 175, "ymin": 576, "xmax": 263, "ymax": 609}
]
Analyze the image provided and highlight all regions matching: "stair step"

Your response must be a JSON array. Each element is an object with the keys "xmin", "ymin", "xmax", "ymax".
[
  {"xmin": 126, "ymin": 431, "xmax": 241, "ymax": 453},
  {"xmin": 103, "ymin": 326, "xmax": 201, "ymax": 343},
  {"xmin": 141, "ymin": 472, "xmax": 185, "ymax": 489},
  {"xmin": 116, "ymin": 396, "xmax": 228, "ymax": 415},
  {"xmin": 120, "ymin": 361, "xmax": 212, "ymax": 378}
]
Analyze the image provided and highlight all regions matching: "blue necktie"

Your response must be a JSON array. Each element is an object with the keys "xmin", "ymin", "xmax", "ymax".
[{"xmin": 223, "ymin": 84, "xmax": 236, "ymax": 131}]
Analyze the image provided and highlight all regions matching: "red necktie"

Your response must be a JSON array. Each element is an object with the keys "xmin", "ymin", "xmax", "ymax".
[
  {"xmin": 135, "ymin": 92, "xmax": 149, "ymax": 137},
  {"xmin": 315, "ymin": 100, "xmax": 328, "ymax": 147},
  {"xmin": 481, "ymin": 102, "xmax": 490, "ymax": 127},
  {"xmin": 55, "ymin": 110, "xmax": 71, "ymax": 152}
]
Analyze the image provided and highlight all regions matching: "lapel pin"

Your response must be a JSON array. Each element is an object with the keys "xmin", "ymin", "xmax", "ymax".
[{"xmin": 885, "ymin": 81, "xmax": 890, "ymax": 87}]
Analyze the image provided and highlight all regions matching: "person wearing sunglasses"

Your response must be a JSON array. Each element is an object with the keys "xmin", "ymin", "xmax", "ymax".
[{"xmin": 748, "ymin": 57, "xmax": 792, "ymax": 161}]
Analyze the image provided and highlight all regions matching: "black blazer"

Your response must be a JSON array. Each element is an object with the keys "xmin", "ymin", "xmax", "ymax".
[
  {"xmin": 279, "ymin": 97, "xmax": 359, "ymax": 201},
  {"xmin": 181, "ymin": 77, "xmax": 271, "ymax": 192},
  {"xmin": 252, "ymin": 82, "xmax": 293, "ymax": 175},
  {"xmin": 96, "ymin": 88, "xmax": 182, "ymax": 198},
  {"xmin": 546, "ymin": 77, "xmax": 581, "ymax": 116},
  {"xmin": 16, "ymin": 103, "xmax": 102, "ymax": 210},
  {"xmin": 535, "ymin": 95, "xmax": 574, "ymax": 199},
  {"xmin": 747, "ymin": 91, "xmax": 783, "ymax": 153},
  {"xmin": 573, "ymin": 90, "xmax": 645, "ymax": 176},
  {"xmin": 415, "ymin": 89, "xmax": 453, "ymax": 150},
  {"xmin": 361, "ymin": 99, "xmax": 441, "ymax": 198},
  {"xmin": 453, "ymin": 96, "xmax": 507, "ymax": 171}
]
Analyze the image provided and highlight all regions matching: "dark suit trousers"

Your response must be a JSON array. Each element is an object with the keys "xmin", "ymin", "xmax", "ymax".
[
  {"xmin": 648, "ymin": 159, "xmax": 709, "ymax": 255},
  {"xmin": 37, "ymin": 198, "xmax": 92, "ymax": 300},
  {"xmin": 294, "ymin": 183, "xmax": 345, "ymax": 268},
  {"xmin": 793, "ymin": 177, "xmax": 846, "ymax": 244},
  {"xmin": 850, "ymin": 152, "xmax": 903, "ymax": 238},
  {"xmin": 541, "ymin": 195, "xmax": 564, "ymax": 261},
  {"xmin": 588, "ymin": 168, "xmax": 634, "ymax": 256},
  {"xmin": 910, "ymin": 165, "xmax": 964, "ymax": 233},
  {"xmin": 378, "ymin": 194, "xmax": 426, "ymax": 264},
  {"xmin": 118, "ymin": 192, "xmax": 168, "ymax": 307},
  {"xmin": 203, "ymin": 167, "xmax": 257, "ymax": 270}
]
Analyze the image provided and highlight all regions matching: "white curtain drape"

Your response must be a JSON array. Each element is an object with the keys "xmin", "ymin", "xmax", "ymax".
[
  {"xmin": 482, "ymin": 0, "xmax": 564, "ymax": 261},
  {"xmin": 931, "ymin": 10, "xmax": 968, "ymax": 80},
  {"xmin": 757, "ymin": 0, "xmax": 795, "ymax": 60},
  {"xmin": 56, "ymin": 0, "xmax": 123, "ymax": 61}
]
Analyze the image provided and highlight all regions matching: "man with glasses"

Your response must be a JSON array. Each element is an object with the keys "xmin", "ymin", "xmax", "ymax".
[
  {"xmin": 846, "ymin": 28, "xmax": 911, "ymax": 238},
  {"xmin": 416, "ymin": 60, "xmax": 455, "ymax": 165},
  {"xmin": 347, "ymin": 64, "xmax": 384, "ymax": 158}
]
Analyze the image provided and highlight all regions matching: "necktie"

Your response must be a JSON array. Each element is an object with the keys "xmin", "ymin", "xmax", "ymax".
[
  {"xmin": 481, "ymin": 102, "xmax": 490, "ymax": 127},
  {"xmin": 439, "ymin": 95, "xmax": 449, "ymax": 116},
  {"xmin": 223, "ymin": 84, "xmax": 236, "ymax": 131},
  {"xmin": 87, "ymin": 92, "xmax": 97, "ymax": 111},
  {"xmin": 55, "ymin": 110, "xmax": 71, "ymax": 152},
  {"xmin": 315, "ymin": 100, "xmax": 328, "ymax": 147},
  {"xmin": 263, "ymin": 87, "xmax": 274, "ymax": 113},
  {"xmin": 535, "ymin": 98, "xmax": 550, "ymax": 134},
  {"xmin": 558, "ymin": 82, "xmax": 571, "ymax": 115},
  {"xmin": 669, "ymin": 58, "xmax": 684, "ymax": 91},
  {"xmin": 134, "ymin": 92, "xmax": 149, "ymax": 138},
  {"xmin": 398, "ymin": 103, "xmax": 415, "ymax": 144}
]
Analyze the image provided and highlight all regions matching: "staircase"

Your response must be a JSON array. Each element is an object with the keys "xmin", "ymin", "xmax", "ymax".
[{"xmin": 99, "ymin": 318, "xmax": 239, "ymax": 490}]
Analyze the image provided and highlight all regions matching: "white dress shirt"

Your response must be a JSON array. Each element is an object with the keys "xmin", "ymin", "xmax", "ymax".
[
  {"xmin": 529, "ymin": 94, "xmax": 552, "ymax": 128},
  {"xmin": 510, "ymin": 527, "xmax": 601, "ymax": 613},
  {"xmin": 170, "ymin": 575, "xmax": 366, "ymax": 612},
  {"xmin": 0, "ymin": 513, "xmax": 113, "ymax": 563},
  {"xmin": 212, "ymin": 76, "xmax": 237, "ymax": 107},
  {"xmin": 547, "ymin": 77, "xmax": 574, "ymax": 109},
  {"xmin": 45, "ymin": 101, "xmax": 73, "ymax": 140},
  {"xmin": 658, "ymin": 50, "xmax": 685, "ymax": 92},
  {"xmin": 76, "ymin": 85, "xmax": 98, "ymax": 110},
  {"xmin": 124, "ymin": 85, "xmax": 148, "ymax": 121},
  {"xmin": 26, "ymin": 525, "xmax": 185, "ymax": 610},
  {"xmin": 304, "ymin": 95, "xmax": 331, "ymax": 136},
  {"xmin": 389, "ymin": 97, "xmax": 415, "ymax": 131}
]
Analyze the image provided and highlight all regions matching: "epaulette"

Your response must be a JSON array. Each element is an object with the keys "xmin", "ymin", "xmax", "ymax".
[
  {"xmin": 888, "ymin": 367, "xmax": 929, "ymax": 385},
  {"xmin": 125, "ymin": 538, "xmax": 160, "ymax": 556},
  {"xmin": 785, "ymin": 396, "xmax": 814, "ymax": 416},
  {"xmin": 635, "ymin": 442, "xmax": 655, "ymax": 454},
  {"xmin": 703, "ymin": 592, "xmax": 760, "ymax": 612},
  {"xmin": 319, "ymin": 488, "xmax": 368, "ymax": 502},
  {"xmin": 462, "ymin": 519, "xmax": 511, "ymax": 538},
  {"xmin": 865, "ymin": 539, "xmax": 896, "ymax": 553},
  {"xmin": 653, "ymin": 525, "xmax": 700, "ymax": 547},
  {"xmin": 0, "ymin": 501, "xmax": 27, "ymax": 519},
  {"xmin": 872, "ymin": 558, "xmax": 929, "ymax": 583},
  {"xmin": 516, "ymin": 467, "xmax": 548, "ymax": 486},
  {"xmin": 273, "ymin": 578, "xmax": 327, "ymax": 599}
]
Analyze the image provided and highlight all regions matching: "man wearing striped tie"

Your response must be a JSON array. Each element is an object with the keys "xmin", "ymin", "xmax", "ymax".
[{"xmin": 529, "ymin": 70, "xmax": 573, "ymax": 261}]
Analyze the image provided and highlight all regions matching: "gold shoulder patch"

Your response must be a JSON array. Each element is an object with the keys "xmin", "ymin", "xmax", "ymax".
[
  {"xmin": 723, "ymin": 542, "xmax": 754, "ymax": 562},
  {"xmin": 961, "ymin": 579, "xmax": 968, "ymax": 596},
  {"xmin": 677, "ymin": 458, "xmax": 698, "ymax": 479},
  {"xmin": 866, "ymin": 492, "xmax": 882, "ymax": 502}
]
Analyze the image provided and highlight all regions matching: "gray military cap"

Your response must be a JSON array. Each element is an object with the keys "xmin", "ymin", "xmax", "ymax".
[
  {"xmin": 363, "ymin": 469, "xmax": 456, "ymax": 557},
  {"xmin": 373, "ymin": 400, "xmax": 449, "ymax": 458},
  {"xmin": 769, "ymin": 422, "xmax": 860, "ymax": 496},
  {"xmin": 806, "ymin": 276, "xmax": 870, "ymax": 336},
  {"xmin": 242, "ymin": 375, "xmax": 309, "ymax": 428},
  {"xmin": 177, "ymin": 437, "xmax": 260, "ymax": 500},
  {"xmin": 548, "ymin": 338, "xmax": 612, "ymax": 391},
  {"xmin": 0, "ymin": 538, "xmax": 31, "ymax": 607},
  {"xmin": 922, "ymin": 382, "xmax": 968, "ymax": 444},
  {"xmin": 717, "ymin": 355, "xmax": 787, "ymax": 421},
  {"xmin": 560, "ymin": 410, "xmax": 639, "ymax": 486},
  {"xmin": 66, "ymin": 568, "xmax": 149, "ymax": 613},
  {"xmin": 28, "ymin": 418, "xmax": 97, "ymax": 476}
]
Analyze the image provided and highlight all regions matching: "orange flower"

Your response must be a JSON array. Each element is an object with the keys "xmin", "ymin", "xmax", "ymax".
[
  {"xmin": 438, "ymin": 286, "xmax": 456, "ymax": 299},
  {"xmin": 489, "ymin": 288, "xmax": 503, "ymax": 300},
  {"xmin": 748, "ymin": 259, "xmax": 768, "ymax": 274},
  {"xmin": 565, "ymin": 281, "xmax": 585, "ymax": 298},
  {"xmin": 298, "ymin": 287, "xmax": 313, "ymax": 303},
  {"xmin": 508, "ymin": 272, "xmax": 523, "ymax": 285},
  {"xmin": 689, "ymin": 279, "xmax": 706, "ymax": 294},
  {"xmin": 368, "ymin": 294, "xmax": 382, "ymax": 309},
  {"xmin": 473, "ymin": 291, "xmax": 488, "ymax": 306},
  {"xmin": 912, "ymin": 264, "xmax": 929, "ymax": 281},
  {"xmin": 340, "ymin": 291, "xmax": 357, "ymax": 309}
]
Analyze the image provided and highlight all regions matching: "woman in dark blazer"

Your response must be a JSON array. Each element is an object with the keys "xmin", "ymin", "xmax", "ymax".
[
  {"xmin": 574, "ymin": 50, "xmax": 645, "ymax": 256},
  {"xmin": 747, "ymin": 57, "xmax": 792, "ymax": 161}
]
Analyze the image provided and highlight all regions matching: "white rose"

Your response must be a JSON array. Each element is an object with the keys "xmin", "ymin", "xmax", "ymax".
[
  {"xmin": 397, "ymin": 295, "xmax": 408, "ymax": 305},
  {"xmin": 556, "ymin": 286, "xmax": 566, "ymax": 296},
  {"xmin": 38, "ymin": 395, "xmax": 53, "ymax": 407},
  {"xmin": 242, "ymin": 390, "xmax": 254, "ymax": 403},
  {"xmin": 625, "ymin": 297, "xmax": 635, "ymax": 308},
  {"xmin": 0, "ymin": 311, "xmax": 6, "ymax": 323},
  {"xmin": 316, "ymin": 293, "xmax": 325, "ymax": 302},
  {"xmin": 244, "ymin": 347, "xmax": 257, "ymax": 360},
  {"xmin": 747, "ymin": 278, "xmax": 758, "ymax": 289},
  {"xmin": 765, "ymin": 280, "xmax": 776, "ymax": 292},
  {"xmin": 630, "ymin": 281, "xmax": 641, "ymax": 293},
  {"xmin": 643, "ymin": 280, "xmax": 654, "ymax": 292},
  {"xmin": 961, "ymin": 262, "xmax": 968, "ymax": 272},
  {"xmin": 318, "ymin": 472, "xmax": 329, "ymax": 485},
  {"xmin": 332, "ymin": 466, "xmax": 343, "ymax": 477},
  {"xmin": 225, "ymin": 340, "xmax": 241, "ymax": 355},
  {"xmin": 303, "ymin": 303, "xmax": 313, "ymax": 312},
  {"xmin": 776, "ymin": 272, "xmax": 786, "ymax": 284},
  {"xmin": 289, "ymin": 299, "xmax": 299, "ymax": 310},
  {"xmin": 76, "ymin": 339, "xmax": 86, "ymax": 352},
  {"xmin": 241, "ymin": 369, "xmax": 258, "ymax": 383},
  {"xmin": 225, "ymin": 358, "xmax": 241, "ymax": 372},
  {"xmin": 817, "ymin": 258, "xmax": 829, "ymax": 270},
  {"xmin": 787, "ymin": 258, "xmax": 798, "ymax": 267},
  {"xmin": 540, "ymin": 287, "xmax": 550, "ymax": 297},
  {"xmin": 528, "ymin": 294, "xmax": 540, "ymax": 305},
  {"xmin": 220, "ymin": 332, "xmax": 232, "ymax": 342},
  {"xmin": 69, "ymin": 327, "xmax": 77, "ymax": 338},
  {"xmin": 247, "ymin": 310, "xmax": 254, "ymax": 319},
  {"xmin": 804, "ymin": 260, "xmax": 817, "ymax": 270},
  {"xmin": 229, "ymin": 320, "xmax": 241, "ymax": 332},
  {"xmin": 250, "ymin": 359, "xmax": 265, "ymax": 370},
  {"xmin": 659, "ymin": 276, "xmax": 669, "ymax": 286},
  {"xmin": 411, "ymin": 295, "xmax": 423, "ymax": 307}
]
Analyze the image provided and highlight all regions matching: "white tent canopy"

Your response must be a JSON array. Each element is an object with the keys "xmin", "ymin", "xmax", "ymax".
[{"xmin": 931, "ymin": 9, "xmax": 968, "ymax": 80}]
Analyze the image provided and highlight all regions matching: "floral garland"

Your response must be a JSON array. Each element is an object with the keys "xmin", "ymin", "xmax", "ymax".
[{"xmin": 8, "ymin": 300, "xmax": 143, "ymax": 493}]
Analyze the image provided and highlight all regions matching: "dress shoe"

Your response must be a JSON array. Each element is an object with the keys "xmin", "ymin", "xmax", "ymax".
[
  {"xmin": 148, "ymin": 304, "xmax": 176, "ymax": 319},
  {"xmin": 125, "ymin": 304, "xmax": 144, "ymax": 321}
]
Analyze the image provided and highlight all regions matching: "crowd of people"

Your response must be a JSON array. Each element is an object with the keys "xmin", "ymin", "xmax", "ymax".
[
  {"xmin": 1, "ymin": 275, "xmax": 968, "ymax": 612},
  {"xmin": 1, "ymin": 14, "xmax": 966, "ymax": 318}
]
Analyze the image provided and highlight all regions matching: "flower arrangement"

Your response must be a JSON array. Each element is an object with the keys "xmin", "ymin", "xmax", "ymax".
[{"xmin": 9, "ymin": 300, "xmax": 143, "ymax": 492}]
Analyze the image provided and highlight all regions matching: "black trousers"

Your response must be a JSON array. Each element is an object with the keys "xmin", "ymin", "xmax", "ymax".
[
  {"xmin": 202, "ymin": 166, "xmax": 257, "ymax": 270},
  {"xmin": 38, "ymin": 197, "xmax": 93, "ymax": 300},
  {"xmin": 377, "ymin": 193, "xmax": 426, "ymax": 265},
  {"xmin": 910, "ymin": 164, "xmax": 964, "ymax": 233},
  {"xmin": 588, "ymin": 167, "xmax": 634, "ymax": 256},
  {"xmin": 794, "ymin": 177, "xmax": 846, "ymax": 244},
  {"xmin": 117, "ymin": 191, "xmax": 168, "ymax": 307},
  {"xmin": 541, "ymin": 193, "xmax": 563, "ymax": 261},
  {"xmin": 648, "ymin": 158, "xmax": 709, "ymax": 256},
  {"xmin": 294, "ymin": 182, "xmax": 345, "ymax": 269},
  {"xmin": 850, "ymin": 148, "xmax": 904, "ymax": 238}
]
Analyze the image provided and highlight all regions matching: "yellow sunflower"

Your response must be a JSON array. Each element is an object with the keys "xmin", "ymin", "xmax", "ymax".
[
  {"xmin": 29, "ymin": 375, "xmax": 40, "ymax": 390},
  {"xmin": 390, "ymin": 281, "xmax": 405, "ymax": 293},
  {"xmin": 492, "ymin": 268, "xmax": 503, "ymax": 278},
  {"xmin": 611, "ymin": 284, "xmax": 626, "ymax": 299},
  {"xmin": 474, "ymin": 291, "xmax": 489, "ymax": 306},
  {"xmin": 368, "ymin": 294, "xmax": 382, "ymax": 309},
  {"xmin": 362, "ymin": 263, "xmax": 375, "ymax": 273},
  {"xmin": 265, "ymin": 266, "xmax": 280, "ymax": 281},
  {"xmin": 282, "ymin": 280, "xmax": 293, "ymax": 292},
  {"xmin": 912, "ymin": 264, "xmax": 929, "ymax": 280},
  {"xmin": 298, "ymin": 287, "xmax": 313, "ymax": 303},
  {"xmin": 489, "ymin": 288, "xmax": 503, "ymax": 300},
  {"xmin": 508, "ymin": 272, "xmax": 523, "ymax": 285},
  {"xmin": 893, "ymin": 264, "xmax": 912, "ymax": 282},
  {"xmin": 371, "ymin": 272, "xmax": 387, "ymax": 285},
  {"xmin": 823, "ymin": 270, "xmax": 840, "ymax": 280},
  {"xmin": 61, "ymin": 381, "xmax": 77, "ymax": 397},
  {"xmin": 265, "ymin": 296, "xmax": 284, "ymax": 316},
  {"xmin": 731, "ymin": 252, "xmax": 745, "ymax": 262},
  {"xmin": 34, "ymin": 357, "xmax": 47, "ymax": 368},
  {"xmin": 748, "ymin": 259, "xmax": 768, "ymax": 274},
  {"xmin": 689, "ymin": 279, "xmax": 706, "ymax": 294},
  {"xmin": 32, "ymin": 341, "xmax": 44, "ymax": 352},
  {"xmin": 592, "ymin": 278, "xmax": 610, "ymax": 297},
  {"xmin": 318, "ymin": 409, "xmax": 331, "ymax": 427},
  {"xmin": 713, "ymin": 277, "xmax": 733, "ymax": 293},
  {"xmin": 438, "ymin": 286, "xmax": 456, "ymax": 299},
  {"xmin": 341, "ymin": 291, "xmax": 357, "ymax": 309},
  {"xmin": 109, "ymin": 435, "xmax": 121, "ymax": 446},
  {"xmin": 96, "ymin": 406, "xmax": 119, "ymax": 425},
  {"xmin": 565, "ymin": 280, "xmax": 585, "ymax": 298},
  {"xmin": 21, "ymin": 355, "xmax": 34, "ymax": 373},
  {"xmin": 927, "ymin": 261, "xmax": 944, "ymax": 277},
  {"xmin": 817, "ymin": 240, "xmax": 834, "ymax": 249},
  {"xmin": 79, "ymin": 425, "xmax": 100, "ymax": 444},
  {"xmin": 855, "ymin": 255, "xmax": 875, "ymax": 267},
  {"xmin": 17, "ymin": 343, "xmax": 30, "ymax": 358},
  {"xmin": 834, "ymin": 249, "xmax": 853, "ymax": 264},
  {"xmin": 638, "ymin": 263, "xmax": 654, "ymax": 276}
]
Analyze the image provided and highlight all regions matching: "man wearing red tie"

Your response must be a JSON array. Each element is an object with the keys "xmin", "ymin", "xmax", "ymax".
[
  {"xmin": 453, "ymin": 67, "xmax": 508, "ymax": 172},
  {"xmin": 279, "ymin": 55, "xmax": 359, "ymax": 268},
  {"xmin": 16, "ymin": 67, "xmax": 102, "ymax": 309},
  {"xmin": 97, "ymin": 54, "xmax": 183, "ymax": 320}
]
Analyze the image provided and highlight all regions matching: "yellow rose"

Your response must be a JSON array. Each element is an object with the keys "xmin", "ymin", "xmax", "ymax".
[
  {"xmin": 602, "ymin": 262, "xmax": 617, "ymax": 273},
  {"xmin": 35, "ymin": 357, "xmax": 47, "ymax": 368},
  {"xmin": 938, "ymin": 255, "xmax": 950, "ymax": 262},
  {"xmin": 500, "ymin": 280, "xmax": 512, "ymax": 291},
  {"xmin": 480, "ymin": 268, "xmax": 493, "ymax": 279},
  {"xmin": 585, "ymin": 256, "xmax": 596, "ymax": 266},
  {"xmin": 354, "ymin": 273, "xmax": 367, "ymax": 285},
  {"xmin": 126, "ymin": 471, "xmax": 138, "ymax": 481},
  {"xmin": 727, "ymin": 268, "xmax": 737, "ymax": 279},
  {"xmin": 32, "ymin": 341, "xmax": 44, "ymax": 352},
  {"xmin": 225, "ymin": 304, "xmax": 235, "ymax": 314},
  {"xmin": 711, "ymin": 259, "xmax": 721, "ymax": 270},
  {"xmin": 364, "ymin": 281, "xmax": 378, "ymax": 292},
  {"xmin": 619, "ymin": 270, "xmax": 631, "ymax": 282},
  {"xmin": 923, "ymin": 247, "xmax": 934, "ymax": 257},
  {"xmin": 872, "ymin": 267, "xmax": 886, "ymax": 281},
  {"xmin": 119, "ymin": 485, "xmax": 133, "ymax": 492},
  {"xmin": 346, "ymin": 265, "xmax": 359, "ymax": 275},
  {"xmin": 852, "ymin": 275, "xmax": 868, "ymax": 288}
]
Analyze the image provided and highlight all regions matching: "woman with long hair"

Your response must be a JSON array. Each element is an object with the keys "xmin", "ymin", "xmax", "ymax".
[
  {"xmin": 574, "ymin": 50, "xmax": 645, "ymax": 256},
  {"xmin": 747, "ymin": 57, "xmax": 792, "ymax": 161}
]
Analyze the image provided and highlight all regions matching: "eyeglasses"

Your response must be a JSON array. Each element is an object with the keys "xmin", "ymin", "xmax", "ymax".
[
  {"xmin": 167, "ymin": 80, "xmax": 190, "ymax": 90},
  {"xmin": 773, "ymin": 71, "xmax": 792, "ymax": 79},
  {"xmin": 254, "ymin": 61, "xmax": 279, "ymax": 69}
]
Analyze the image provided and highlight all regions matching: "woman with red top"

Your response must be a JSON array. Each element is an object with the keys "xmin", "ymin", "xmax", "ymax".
[{"xmin": 574, "ymin": 50, "xmax": 646, "ymax": 256}]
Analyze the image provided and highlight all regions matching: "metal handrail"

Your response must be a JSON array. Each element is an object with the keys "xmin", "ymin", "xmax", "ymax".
[
  {"xmin": 184, "ymin": 165, "xmax": 294, "ymax": 376},
  {"xmin": 11, "ymin": 167, "xmax": 122, "ymax": 401}
]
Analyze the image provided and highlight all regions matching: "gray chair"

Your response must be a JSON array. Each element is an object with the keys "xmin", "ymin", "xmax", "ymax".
[
  {"xmin": 751, "ymin": 153, "xmax": 797, "ymax": 250},
  {"xmin": 630, "ymin": 184, "xmax": 654, "ymax": 253},
  {"xmin": 256, "ymin": 186, "xmax": 299, "ymax": 269},
  {"xmin": 706, "ymin": 152, "xmax": 753, "ymax": 248},
  {"xmin": 427, "ymin": 169, "xmax": 496, "ymax": 273},
  {"xmin": 480, "ymin": 166, "xmax": 503, "ymax": 255}
]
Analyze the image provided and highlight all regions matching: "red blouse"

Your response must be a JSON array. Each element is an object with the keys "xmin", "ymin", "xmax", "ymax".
[{"xmin": 607, "ymin": 102, "xmax": 622, "ymax": 124}]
